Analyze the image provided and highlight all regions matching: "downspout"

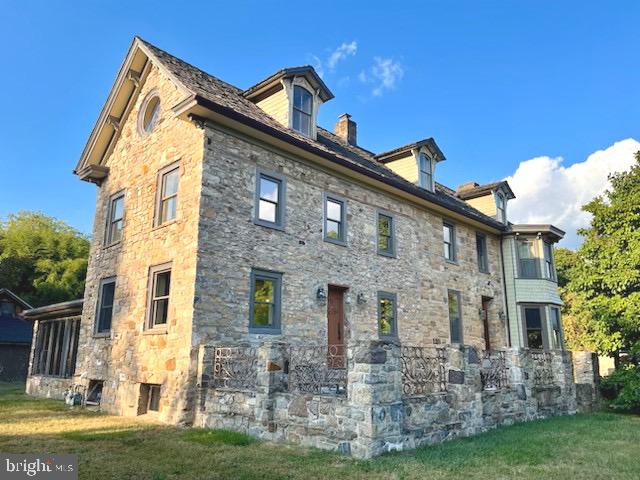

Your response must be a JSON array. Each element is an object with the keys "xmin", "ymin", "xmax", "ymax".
[{"xmin": 500, "ymin": 235, "xmax": 512, "ymax": 347}]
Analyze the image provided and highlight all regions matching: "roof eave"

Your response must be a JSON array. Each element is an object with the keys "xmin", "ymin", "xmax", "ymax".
[
  {"xmin": 375, "ymin": 138, "xmax": 446, "ymax": 164},
  {"xmin": 22, "ymin": 299, "xmax": 84, "ymax": 321}
]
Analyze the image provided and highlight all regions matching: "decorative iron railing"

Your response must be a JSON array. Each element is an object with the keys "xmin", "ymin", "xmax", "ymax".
[
  {"xmin": 288, "ymin": 344, "xmax": 347, "ymax": 396},
  {"xmin": 212, "ymin": 346, "xmax": 259, "ymax": 390},
  {"xmin": 400, "ymin": 346, "xmax": 447, "ymax": 397},
  {"xmin": 480, "ymin": 350, "xmax": 509, "ymax": 390},
  {"xmin": 529, "ymin": 350, "xmax": 554, "ymax": 386}
]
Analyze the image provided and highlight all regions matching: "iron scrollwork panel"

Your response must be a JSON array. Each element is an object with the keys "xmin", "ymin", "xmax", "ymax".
[
  {"xmin": 288, "ymin": 344, "xmax": 347, "ymax": 396},
  {"xmin": 212, "ymin": 346, "xmax": 258, "ymax": 390},
  {"xmin": 401, "ymin": 346, "xmax": 447, "ymax": 397}
]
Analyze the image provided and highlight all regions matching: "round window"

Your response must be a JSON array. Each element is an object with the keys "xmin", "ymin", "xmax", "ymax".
[{"xmin": 138, "ymin": 92, "xmax": 160, "ymax": 135}]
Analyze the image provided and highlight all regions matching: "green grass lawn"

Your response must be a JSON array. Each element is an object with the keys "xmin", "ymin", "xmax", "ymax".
[{"xmin": 1, "ymin": 382, "xmax": 639, "ymax": 480}]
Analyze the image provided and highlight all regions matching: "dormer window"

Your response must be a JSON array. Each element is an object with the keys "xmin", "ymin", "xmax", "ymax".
[
  {"xmin": 292, "ymin": 86, "xmax": 313, "ymax": 136},
  {"xmin": 496, "ymin": 192, "xmax": 506, "ymax": 223},
  {"xmin": 419, "ymin": 153, "xmax": 433, "ymax": 190}
]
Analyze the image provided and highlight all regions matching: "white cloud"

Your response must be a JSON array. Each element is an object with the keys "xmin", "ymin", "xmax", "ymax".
[
  {"xmin": 505, "ymin": 138, "xmax": 640, "ymax": 249},
  {"xmin": 327, "ymin": 41, "xmax": 357, "ymax": 71},
  {"xmin": 359, "ymin": 57, "xmax": 404, "ymax": 97}
]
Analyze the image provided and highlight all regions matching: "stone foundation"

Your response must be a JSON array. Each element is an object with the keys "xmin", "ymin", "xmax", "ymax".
[{"xmin": 195, "ymin": 341, "xmax": 598, "ymax": 458}]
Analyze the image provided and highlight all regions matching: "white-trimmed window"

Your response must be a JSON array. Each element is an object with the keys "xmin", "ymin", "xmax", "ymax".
[
  {"xmin": 443, "ymin": 222, "xmax": 456, "ymax": 262},
  {"xmin": 156, "ymin": 163, "xmax": 180, "ymax": 226},
  {"xmin": 105, "ymin": 192, "xmax": 124, "ymax": 245},
  {"xmin": 550, "ymin": 307, "xmax": 563, "ymax": 349},
  {"xmin": 496, "ymin": 193, "xmax": 506, "ymax": 223},
  {"xmin": 543, "ymin": 242, "xmax": 556, "ymax": 281},
  {"xmin": 147, "ymin": 263, "xmax": 171, "ymax": 329},
  {"xmin": 419, "ymin": 153, "xmax": 433, "ymax": 190},
  {"xmin": 138, "ymin": 92, "xmax": 161, "ymax": 136},
  {"xmin": 292, "ymin": 86, "xmax": 313, "ymax": 136}
]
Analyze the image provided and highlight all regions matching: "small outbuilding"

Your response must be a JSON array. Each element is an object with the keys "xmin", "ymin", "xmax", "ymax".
[{"xmin": 0, "ymin": 288, "xmax": 33, "ymax": 382}]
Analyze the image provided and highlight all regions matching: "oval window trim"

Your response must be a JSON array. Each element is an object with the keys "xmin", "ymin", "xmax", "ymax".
[{"xmin": 138, "ymin": 91, "xmax": 161, "ymax": 136}]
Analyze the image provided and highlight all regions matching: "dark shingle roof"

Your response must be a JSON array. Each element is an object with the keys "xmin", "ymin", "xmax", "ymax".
[
  {"xmin": 139, "ymin": 38, "xmax": 506, "ymax": 231},
  {"xmin": 456, "ymin": 181, "xmax": 515, "ymax": 201},
  {"xmin": 0, "ymin": 315, "xmax": 32, "ymax": 344}
]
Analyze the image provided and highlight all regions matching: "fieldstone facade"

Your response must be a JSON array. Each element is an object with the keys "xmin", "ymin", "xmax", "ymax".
[{"xmin": 25, "ymin": 37, "xmax": 599, "ymax": 457}]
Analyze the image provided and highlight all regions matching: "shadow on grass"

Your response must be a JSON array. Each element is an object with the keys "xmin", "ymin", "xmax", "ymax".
[{"xmin": 182, "ymin": 428, "xmax": 257, "ymax": 446}]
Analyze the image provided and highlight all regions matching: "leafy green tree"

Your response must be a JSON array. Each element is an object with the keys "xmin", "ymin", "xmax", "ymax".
[
  {"xmin": 0, "ymin": 211, "xmax": 90, "ymax": 307},
  {"xmin": 560, "ymin": 151, "xmax": 640, "ymax": 363}
]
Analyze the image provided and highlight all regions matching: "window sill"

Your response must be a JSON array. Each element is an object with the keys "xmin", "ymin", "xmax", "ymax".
[
  {"xmin": 102, "ymin": 240, "xmax": 122, "ymax": 250},
  {"xmin": 478, "ymin": 269, "xmax": 491, "ymax": 275},
  {"xmin": 142, "ymin": 327, "xmax": 168, "ymax": 336},
  {"xmin": 152, "ymin": 220, "xmax": 177, "ymax": 232},
  {"xmin": 445, "ymin": 259, "xmax": 459, "ymax": 266},
  {"xmin": 253, "ymin": 219, "xmax": 285, "ymax": 231},
  {"xmin": 92, "ymin": 332, "xmax": 111, "ymax": 339},
  {"xmin": 377, "ymin": 250, "xmax": 396, "ymax": 258},
  {"xmin": 323, "ymin": 237, "xmax": 347, "ymax": 247},
  {"xmin": 248, "ymin": 328, "xmax": 282, "ymax": 335}
]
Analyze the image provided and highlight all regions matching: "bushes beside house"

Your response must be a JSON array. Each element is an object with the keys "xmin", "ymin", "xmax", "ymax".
[{"xmin": 600, "ymin": 365, "xmax": 640, "ymax": 412}]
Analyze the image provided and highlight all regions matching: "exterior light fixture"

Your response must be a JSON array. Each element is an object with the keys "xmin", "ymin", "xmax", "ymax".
[
  {"xmin": 316, "ymin": 286, "xmax": 327, "ymax": 302},
  {"xmin": 357, "ymin": 292, "xmax": 366, "ymax": 305}
]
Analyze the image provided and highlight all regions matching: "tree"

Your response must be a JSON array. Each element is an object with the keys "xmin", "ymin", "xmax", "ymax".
[
  {"xmin": 0, "ymin": 211, "xmax": 90, "ymax": 307},
  {"xmin": 560, "ymin": 151, "xmax": 640, "ymax": 363}
]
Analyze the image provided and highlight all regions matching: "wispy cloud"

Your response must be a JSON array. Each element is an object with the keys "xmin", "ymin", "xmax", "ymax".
[
  {"xmin": 310, "ymin": 41, "xmax": 357, "ymax": 78},
  {"xmin": 359, "ymin": 57, "xmax": 404, "ymax": 97},
  {"xmin": 505, "ymin": 138, "xmax": 640, "ymax": 248},
  {"xmin": 327, "ymin": 41, "xmax": 357, "ymax": 71}
]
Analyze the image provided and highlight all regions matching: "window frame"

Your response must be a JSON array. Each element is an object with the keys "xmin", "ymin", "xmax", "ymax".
[
  {"xmin": 138, "ymin": 383, "xmax": 162, "ymax": 415},
  {"xmin": 418, "ymin": 153, "xmax": 433, "ymax": 191},
  {"xmin": 521, "ymin": 304, "xmax": 549, "ymax": 350},
  {"xmin": 543, "ymin": 241, "xmax": 556, "ymax": 281},
  {"xmin": 291, "ymin": 85, "xmax": 313, "ymax": 136},
  {"xmin": 376, "ymin": 210, "xmax": 396, "ymax": 257},
  {"xmin": 94, "ymin": 277, "xmax": 116, "ymax": 336},
  {"xmin": 253, "ymin": 169, "xmax": 286, "ymax": 230},
  {"xmin": 550, "ymin": 306, "xmax": 563, "ymax": 350},
  {"xmin": 447, "ymin": 289, "xmax": 463, "ymax": 344},
  {"xmin": 443, "ymin": 221, "xmax": 457, "ymax": 263},
  {"xmin": 137, "ymin": 90, "xmax": 161, "ymax": 136},
  {"xmin": 154, "ymin": 161, "xmax": 180, "ymax": 227},
  {"xmin": 476, "ymin": 232, "xmax": 489, "ymax": 273},
  {"xmin": 249, "ymin": 268, "xmax": 283, "ymax": 334},
  {"xmin": 516, "ymin": 238, "xmax": 541, "ymax": 279},
  {"xmin": 104, "ymin": 191, "xmax": 125, "ymax": 246},
  {"xmin": 30, "ymin": 317, "xmax": 80, "ymax": 378},
  {"xmin": 323, "ymin": 193, "xmax": 348, "ymax": 246},
  {"xmin": 496, "ymin": 192, "xmax": 507, "ymax": 223},
  {"xmin": 146, "ymin": 262, "xmax": 172, "ymax": 331},
  {"xmin": 377, "ymin": 291, "xmax": 398, "ymax": 339}
]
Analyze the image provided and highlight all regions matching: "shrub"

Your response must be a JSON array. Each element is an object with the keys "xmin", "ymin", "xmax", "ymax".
[{"xmin": 600, "ymin": 365, "xmax": 640, "ymax": 412}]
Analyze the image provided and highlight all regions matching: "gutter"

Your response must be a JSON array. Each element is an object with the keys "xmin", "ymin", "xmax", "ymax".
[
  {"xmin": 500, "ymin": 236, "xmax": 512, "ymax": 347},
  {"xmin": 181, "ymin": 95, "xmax": 507, "ymax": 232},
  {"xmin": 22, "ymin": 299, "xmax": 84, "ymax": 321}
]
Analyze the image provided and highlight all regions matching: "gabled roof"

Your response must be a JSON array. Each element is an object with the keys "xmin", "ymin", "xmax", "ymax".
[
  {"xmin": 508, "ymin": 224, "xmax": 565, "ymax": 243},
  {"xmin": 375, "ymin": 138, "xmax": 446, "ymax": 164},
  {"xmin": 456, "ymin": 181, "xmax": 516, "ymax": 201},
  {"xmin": 0, "ymin": 289, "xmax": 32, "ymax": 310},
  {"xmin": 243, "ymin": 66, "xmax": 334, "ymax": 102},
  {"xmin": 75, "ymin": 37, "xmax": 506, "ymax": 231}
]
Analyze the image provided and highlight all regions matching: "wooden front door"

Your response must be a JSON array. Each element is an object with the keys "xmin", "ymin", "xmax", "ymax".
[
  {"xmin": 327, "ymin": 286, "xmax": 346, "ymax": 368},
  {"xmin": 482, "ymin": 297, "xmax": 492, "ymax": 351}
]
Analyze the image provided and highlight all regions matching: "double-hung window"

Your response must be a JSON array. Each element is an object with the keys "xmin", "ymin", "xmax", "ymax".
[
  {"xmin": 443, "ymin": 222, "xmax": 456, "ymax": 262},
  {"xmin": 543, "ymin": 242, "xmax": 556, "ymax": 281},
  {"xmin": 254, "ymin": 170, "xmax": 286, "ymax": 229},
  {"xmin": 105, "ymin": 193, "xmax": 124, "ymax": 245},
  {"xmin": 95, "ymin": 277, "xmax": 116, "ymax": 334},
  {"xmin": 249, "ymin": 269, "xmax": 282, "ymax": 333},
  {"xmin": 448, "ymin": 290, "xmax": 463, "ymax": 343},
  {"xmin": 147, "ymin": 264, "xmax": 171, "ymax": 329},
  {"xmin": 517, "ymin": 239, "xmax": 539, "ymax": 278},
  {"xmin": 476, "ymin": 233, "xmax": 488, "ymax": 272},
  {"xmin": 550, "ymin": 307, "xmax": 563, "ymax": 349},
  {"xmin": 523, "ymin": 305, "xmax": 545, "ymax": 349},
  {"xmin": 377, "ymin": 212, "xmax": 395, "ymax": 256},
  {"xmin": 292, "ymin": 86, "xmax": 313, "ymax": 136},
  {"xmin": 496, "ymin": 193, "xmax": 506, "ymax": 223},
  {"xmin": 156, "ymin": 163, "xmax": 180, "ymax": 226},
  {"xmin": 324, "ymin": 194, "xmax": 347, "ymax": 245},
  {"xmin": 377, "ymin": 291, "xmax": 397, "ymax": 338},
  {"xmin": 419, "ymin": 153, "xmax": 433, "ymax": 190}
]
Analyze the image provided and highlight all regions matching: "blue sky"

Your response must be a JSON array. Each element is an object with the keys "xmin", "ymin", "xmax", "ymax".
[{"xmin": 1, "ymin": 1, "xmax": 639, "ymax": 246}]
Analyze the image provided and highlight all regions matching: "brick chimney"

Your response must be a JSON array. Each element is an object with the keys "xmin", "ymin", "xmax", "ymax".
[
  {"xmin": 456, "ymin": 181, "xmax": 479, "ymax": 194},
  {"xmin": 334, "ymin": 113, "xmax": 357, "ymax": 146}
]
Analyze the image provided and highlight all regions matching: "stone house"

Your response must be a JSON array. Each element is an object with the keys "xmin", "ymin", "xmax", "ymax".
[
  {"xmin": 25, "ymin": 37, "xmax": 597, "ymax": 457},
  {"xmin": 0, "ymin": 289, "xmax": 33, "ymax": 382}
]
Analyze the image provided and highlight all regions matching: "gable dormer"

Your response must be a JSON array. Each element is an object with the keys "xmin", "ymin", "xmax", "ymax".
[
  {"xmin": 456, "ymin": 181, "xmax": 515, "ymax": 224},
  {"xmin": 375, "ymin": 138, "xmax": 446, "ymax": 192},
  {"xmin": 244, "ymin": 66, "xmax": 333, "ymax": 141}
]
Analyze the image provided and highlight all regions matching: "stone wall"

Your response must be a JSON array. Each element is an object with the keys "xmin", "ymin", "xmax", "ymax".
[
  {"xmin": 196, "ymin": 340, "xmax": 598, "ymax": 458},
  {"xmin": 193, "ymin": 124, "xmax": 508, "ymax": 352},
  {"xmin": 26, "ymin": 63, "xmax": 205, "ymax": 424}
]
